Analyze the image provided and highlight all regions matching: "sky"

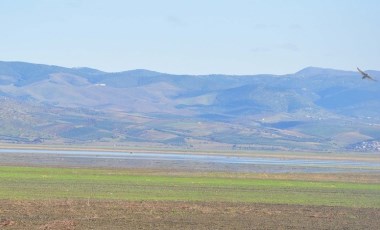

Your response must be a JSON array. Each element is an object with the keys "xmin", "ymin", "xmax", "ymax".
[{"xmin": 0, "ymin": 0, "xmax": 379, "ymax": 75}]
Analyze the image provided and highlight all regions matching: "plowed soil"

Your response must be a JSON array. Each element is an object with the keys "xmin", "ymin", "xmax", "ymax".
[{"xmin": 1, "ymin": 200, "xmax": 379, "ymax": 229}]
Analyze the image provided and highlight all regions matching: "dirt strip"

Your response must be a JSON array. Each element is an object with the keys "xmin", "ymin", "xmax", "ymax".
[{"xmin": 1, "ymin": 200, "xmax": 379, "ymax": 229}]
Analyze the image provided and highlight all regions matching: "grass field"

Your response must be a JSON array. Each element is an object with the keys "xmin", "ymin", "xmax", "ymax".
[{"xmin": 1, "ymin": 166, "xmax": 379, "ymax": 208}]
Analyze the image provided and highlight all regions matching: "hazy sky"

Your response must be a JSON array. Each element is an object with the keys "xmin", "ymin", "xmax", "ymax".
[{"xmin": 1, "ymin": 0, "xmax": 379, "ymax": 75}]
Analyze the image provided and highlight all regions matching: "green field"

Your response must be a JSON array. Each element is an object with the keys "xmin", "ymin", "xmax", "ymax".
[{"xmin": 0, "ymin": 166, "xmax": 379, "ymax": 208}]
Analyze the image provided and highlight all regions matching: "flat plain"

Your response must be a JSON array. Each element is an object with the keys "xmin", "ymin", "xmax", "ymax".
[{"xmin": 0, "ymin": 147, "xmax": 379, "ymax": 229}]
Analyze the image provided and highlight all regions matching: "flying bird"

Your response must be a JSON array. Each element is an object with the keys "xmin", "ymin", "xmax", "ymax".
[{"xmin": 357, "ymin": 67, "xmax": 377, "ymax": 81}]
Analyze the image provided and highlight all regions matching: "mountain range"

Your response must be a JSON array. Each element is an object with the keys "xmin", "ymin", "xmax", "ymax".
[{"xmin": 0, "ymin": 61, "xmax": 379, "ymax": 152}]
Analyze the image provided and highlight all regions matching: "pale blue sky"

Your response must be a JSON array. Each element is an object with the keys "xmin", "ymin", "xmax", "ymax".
[{"xmin": 0, "ymin": 0, "xmax": 379, "ymax": 75}]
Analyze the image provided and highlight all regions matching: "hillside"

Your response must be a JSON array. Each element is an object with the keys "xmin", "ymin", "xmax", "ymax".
[{"xmin": 0, "ymin": 61, "xmax": 379, "ymax": 152}]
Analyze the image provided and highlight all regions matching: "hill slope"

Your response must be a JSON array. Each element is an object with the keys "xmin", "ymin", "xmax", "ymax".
[{"xmin": 0, "ymin": 61, "xmax": 379, "ymax": 151}]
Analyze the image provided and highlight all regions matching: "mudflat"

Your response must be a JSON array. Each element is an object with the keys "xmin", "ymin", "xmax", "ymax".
[{"xmin": 1, "ymin": 147, "xmax": 380, "ymax": 174}]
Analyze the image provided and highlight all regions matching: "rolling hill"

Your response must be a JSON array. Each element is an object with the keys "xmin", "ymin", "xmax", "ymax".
[{"xmin": 0, "ymin": 61, "xmax": 379, "ymax": 152}]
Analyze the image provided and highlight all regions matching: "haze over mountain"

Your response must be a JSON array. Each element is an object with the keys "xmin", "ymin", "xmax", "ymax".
[{"xmin": 0, "ymin": 61, "xmax": 379, "ymax": 152}]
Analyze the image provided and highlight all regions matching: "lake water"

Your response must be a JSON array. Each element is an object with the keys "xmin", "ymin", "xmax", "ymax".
[{"xmin": 0, "ymin": 148, "xmax": 379, "ymax": 173}]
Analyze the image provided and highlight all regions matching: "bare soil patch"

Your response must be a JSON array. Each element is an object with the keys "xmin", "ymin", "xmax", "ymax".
[{"xmin": 0, "ymin": 199, "xmax": 379, "ymax": 229}]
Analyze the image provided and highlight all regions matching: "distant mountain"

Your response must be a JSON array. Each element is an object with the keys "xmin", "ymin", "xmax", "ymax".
[{"xmin": 0, "ymin": 61, "xmax": 379, "ymax": 152}]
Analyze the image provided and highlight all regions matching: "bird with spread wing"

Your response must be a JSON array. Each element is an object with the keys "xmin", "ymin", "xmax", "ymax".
[{"xmin": 357, "ymin": 67, "xmax": 377, "ymax": 81}]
